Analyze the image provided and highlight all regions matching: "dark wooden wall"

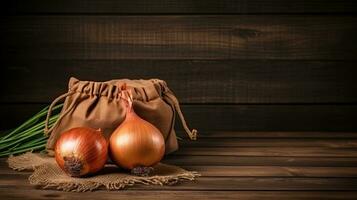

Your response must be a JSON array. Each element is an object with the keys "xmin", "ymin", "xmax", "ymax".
[{"xmin": 1, "ymin": 0, "xmax": 357, "ymax": 132}]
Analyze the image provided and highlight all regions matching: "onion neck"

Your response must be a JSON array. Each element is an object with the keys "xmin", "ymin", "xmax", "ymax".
[
  {"xmin": 125, "ymin": 107, "xmax": 138, "ymax": 120},
  {"xmin": 121, "ymin": 89, "xmax": 137, "ymax": 120}
]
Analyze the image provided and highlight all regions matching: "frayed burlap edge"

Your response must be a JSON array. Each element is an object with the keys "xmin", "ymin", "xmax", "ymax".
[
  {"xmin": 29, "ymin": 164, "xmax": 200, "ymax": 192},
  {"xmin": 8, "ymin": 152, "xmax": 48, "ymax": 171},
  {"xmin": 8, "ymin": 152, "xmax": 201, "ymax": 192}
]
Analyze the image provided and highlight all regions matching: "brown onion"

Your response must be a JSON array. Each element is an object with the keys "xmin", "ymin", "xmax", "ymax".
[
  {"xmin": 109, "ymin": 88, "xmax": 165, "ymax": 176},
  {"xmin": 55, "ymin": 127, "xmax": 108, "ymax": 177}
]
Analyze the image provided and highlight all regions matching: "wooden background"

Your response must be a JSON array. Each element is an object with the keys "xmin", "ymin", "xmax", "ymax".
[
  {"xmin": 1, "ymin": 1, "xmax": 357, "ymax": 199},
  {"xmin": 1, "ymin": 1, "xmax": 357, "ymax": 132}
]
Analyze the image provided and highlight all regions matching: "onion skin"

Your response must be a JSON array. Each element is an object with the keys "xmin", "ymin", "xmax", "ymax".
[
  {"xmin": 55, "ymin": 127, "xmax": 108, "ymax": 177},
  {"xmin": 109, "ymin": 110, "xmax": 165, "ymax": 170}
]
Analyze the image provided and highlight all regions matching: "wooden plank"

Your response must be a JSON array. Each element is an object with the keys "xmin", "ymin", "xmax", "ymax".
[
  {"xmin": 184, "ymin": 166, "xmax": 357, "ymax": 177},
  {"xmin": 3, "ymin": 155, "xmax": 357, "ymax": 167},
  {"xmin": 182, "ymin": 131, "xmax": 357, "ymax": 138},
  {"xmin": 2, "ymin": 60, "xmax": 357, "ymax": 104},
  {"xmin": 1, "ymin": 161, "xmax": 357, "ymax": 197},
  {"xmin": 178, "ymin": 138, "xmax": 357, "ymax": 148},
  {"xmin": 2, "ymin": 104, "xmax": 357, "ymax": 131},
  {"xmin": 4, "ymin": 0, "xmax": 357, "ymax": 14},
  {"xmin": 174, "ymin": 147, "xmax": 357, "ymax": 157},
  {"xmin": 1, "ymin": 190, "xmax": 357, "ymax": 200},
  {"xmin": 2, "ymin": 157, "xmax": 357, "ymax": 178},
  {"xmin": 2, "ymin": 164, "xmax": 357, "ymax": 178},
  {"xmin": 178, "ymin": 104, "xmax": 357, "ymax": 132},
  {"xmin": 2, "ymin": 16, "xmax": 357, "ymax": 60},
  {"xmin": 1, "ymin": 160, "xmax": 357, "ymax": 197},
  {"xmin": 2, "ymin": 154, "xmax": 357, "ymax": 168},
  {"xmin": 164, "ymin": 156, "xmax": 357, "ymax": 166},
  {"xmin": 1, "ymin": 172, "xmax": 357, "ymax": 191},
  {"xmin": 70, "ymin": 177, "xmax": 357, "ymax": 190},
  {"xmin": 2, "ymin": 159, "xmax": 357, "ymax": 178},
  {"xmin": 2, "ymin": 156, "xmax": 357, "ymax": 177}
]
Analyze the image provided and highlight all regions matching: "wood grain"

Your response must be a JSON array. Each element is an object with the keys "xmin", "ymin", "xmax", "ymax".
[
  {"xmin": 178, "ymin": 138, "xmax": 357, "ymax": 147},
  {"xmin": 185, "ymin": 131, "xmax": 357, "ymax": 138},
  {"xmin": 1, "ymin": 189, "xmax": 357, "ymax": 200},
  {"xmin": 2, "ymin": 104, "xmax": 357, "ymax": 131},
  {"xmin": 1, "ymin": 173, "xmax": 357, "ymax": 191},
  {"xmin": 2, "ymin": 165, "xmax": 357, "ymax": 178},
  {"xmin": 178, "ymin": 104, "xmax": 357, "ymax": 132},
  {"xmin": 2, "ymin": 156, "xmax": 357, "ymax": 178},
  {"xmin": 164, "ymin": 155, "xmax": 357, "ymax": 166},
  {"xmin": 2, "ymin": 16, "xmax": 357, "ymax": 60},
  {"xmin": 184, "ymin": 166, "xmax": 357, "ymax": 177},
  {"xmin": 2, "ymin": 60, "xmax": 356, "ymax": 104},
  {"xmin": 4, "ymin": 0, "xmax": 357, "ymax": 14},
  {"xmin": 1, "ymin": 0, "xmax": 357, "ymax": 198},
  {"xmin": 1, "ymin": 133, "xmax": 357, "ymax": 197},
  {"xmin": 174, "ymin": 147, "xmax": 357, "ymax": 157}
]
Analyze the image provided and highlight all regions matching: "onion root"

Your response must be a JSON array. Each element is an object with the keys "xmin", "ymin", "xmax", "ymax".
[
  {"xmin": 64, "ymin": 156, "xmax": 84, "ymax": 177},
  {"xmin": 130, "ymin": 166, "xmax": 154, "ymax": 176}
]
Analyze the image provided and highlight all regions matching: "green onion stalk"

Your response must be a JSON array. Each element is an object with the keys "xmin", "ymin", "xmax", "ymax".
[{"xmin": 0, "ymin": 104, "xmax": 63, "ymax": 157}]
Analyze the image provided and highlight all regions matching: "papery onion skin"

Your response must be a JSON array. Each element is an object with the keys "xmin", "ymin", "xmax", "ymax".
[
  {"xmin": 109, "ymin": 111, "xmax": 165, "ymax": 170},
  {"xmin": 55, "ymin": 127, "xmax": 108, "ymax": 177}
]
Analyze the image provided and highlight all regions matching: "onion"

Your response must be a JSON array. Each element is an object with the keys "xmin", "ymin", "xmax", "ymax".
[
  {"xmin": 109, "ymin": 87, "xmax": 165, "ymax": 176},
  {"xmin": 55, "ymin": 127, "xmax": 108, "ymax": 177}
]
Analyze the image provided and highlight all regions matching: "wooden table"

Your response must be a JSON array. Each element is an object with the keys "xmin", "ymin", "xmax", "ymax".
[{"xmin": 1, "ymin": 131, "xmax": 357, "ymax": 199}]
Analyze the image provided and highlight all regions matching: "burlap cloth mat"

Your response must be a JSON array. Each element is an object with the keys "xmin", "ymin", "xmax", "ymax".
[{"xmin": 7, "ymin": 152, "xmax": 200, "ymax": 192}]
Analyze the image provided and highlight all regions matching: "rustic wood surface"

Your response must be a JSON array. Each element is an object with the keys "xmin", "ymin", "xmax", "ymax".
[
  {"xmin": 4, "ymin": 0, "xmax": 357, "ymax": 14},
  {"xmin": 2, "ymin": 0, "xmax": 357, "ymax": 199},
  {"xmin": 2, "ymin": 2, "xmax": 357, "ymax": 133},
  {"xmin": 2, "ymin": 16, "xmax": 357, "ymax": 60},
  {"xmin": 2, "ymin": 13, "xmax": 357, "ymax": 132},
  {"xmin": 2, "ymin": 60, "xmax": 357, "ymax": 104},
  {"xmin": 3, "ymin": 104, "xmax": 357, "ymax": 131},
  {"xmin": 1, "ymin": 131, "xmax": 357, "ymax": 199}
]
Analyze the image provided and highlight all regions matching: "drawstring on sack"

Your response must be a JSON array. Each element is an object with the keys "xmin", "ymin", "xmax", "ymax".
[
  {"xmin": 164, "ymin": 91, "xmax": 198, "ymax": 140},
  {"xmin": 44, "ymin": 91, "xmax": 74, "ymax": 135}
]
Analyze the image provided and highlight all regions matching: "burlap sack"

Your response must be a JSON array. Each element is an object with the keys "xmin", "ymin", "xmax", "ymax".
[
  {"xmin": 44, "ymin": 77, "xmax": 197, "ymax": 155},
  {"xmin": 8, "ymin": 152, "xmax": 200, "ymax": 192}
]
